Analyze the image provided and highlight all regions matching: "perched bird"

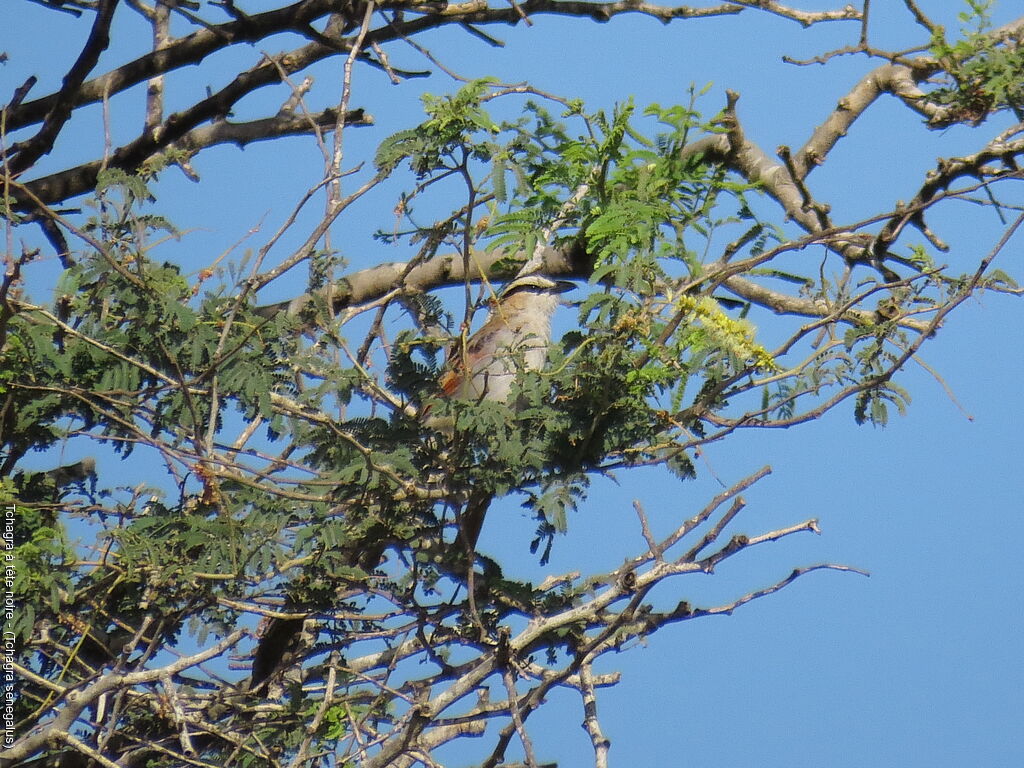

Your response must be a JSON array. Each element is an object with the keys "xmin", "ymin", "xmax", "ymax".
[
  {"xmin": 437, "ymin": 274, "xmax": 575, "ymax": 405},
  {"xmin": 432, "ymin": 274, "xmax": 575, "ymax": 549}
]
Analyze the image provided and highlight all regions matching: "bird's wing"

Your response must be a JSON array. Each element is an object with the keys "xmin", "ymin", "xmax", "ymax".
[
  {"xmin": 438, "ymin": 366, "xmax": 463, "ymax": 397},
  {"xmin": 438, "ymin": 321, "xmax": 508, "ymax": 397}
]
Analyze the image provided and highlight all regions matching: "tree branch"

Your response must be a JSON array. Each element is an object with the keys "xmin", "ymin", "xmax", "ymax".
[{"xmin": 7, "ymin": 0, "xmax": 119, "ymax": 174}]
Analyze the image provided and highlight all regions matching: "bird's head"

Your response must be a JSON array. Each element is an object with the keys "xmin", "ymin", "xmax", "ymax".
[{"xmin": 500, "ymin": 274, "xmax": 576, "ymax": 298}]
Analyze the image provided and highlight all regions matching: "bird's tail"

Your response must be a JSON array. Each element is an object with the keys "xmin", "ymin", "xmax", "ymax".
[{"xmin": 457, "ymin": 489, "xmax": 492, "ymax": 553}]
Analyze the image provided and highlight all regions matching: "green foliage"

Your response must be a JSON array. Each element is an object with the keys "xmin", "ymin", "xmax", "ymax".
[
  {"xmin": 843, "ymin": 324, "xmax": 913, "ymax": 427},
  {"xmin": 1, "ymin": 479, "xmax": 73, "ymax": 642},
  {"xmin": 927, "ymin": 0, "xmax": 1024, "ymax": 125},
  {"xmin": 374, "ymin": 77, "xmax": 502, "ymax": 176}
]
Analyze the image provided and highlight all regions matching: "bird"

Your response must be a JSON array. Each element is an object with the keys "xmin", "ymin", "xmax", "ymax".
[
  {"xmin": 430, "ymin": 274, "xmax": 575, "ymax": 549},
  {"xmin": 436, "ymin": 274, "xmax": 575, "ymax": 405}
]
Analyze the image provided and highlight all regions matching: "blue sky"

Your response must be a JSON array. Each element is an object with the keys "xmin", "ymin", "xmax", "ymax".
[{"xmin": 5, "ymin": 1, "xmax": 1023, "ymax": 766}]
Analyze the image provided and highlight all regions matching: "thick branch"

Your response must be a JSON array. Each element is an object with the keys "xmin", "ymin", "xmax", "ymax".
[
  {"xmin": 18, "ymin": 107, "xmax": 371, "ymax": 206},
  {"xmin": 254, "ymin": 239, "xmax": 931, "ymax": 332},
  {"xmin": 720, "ymin": 273, "xmax": 930, "ymax": 332},
  {"xmin": 5, "ymin": 0, "xmax": 340, "ymax": 131},
  {"xmin": 253, "ymin": 242, "xmax": 586, "ymax": 318},
  {"xmin": 7, "ymin": 0, "xmax": 119, "ymax": 174},
  {"xmin": 1, "ymin": 631, "xmax": 246, "ymax": 767},
  {"xmin": 8, "ymin": 0, "xmax": 860, "ymax": 135},
  {"xmin": 792, "ymin": 62, "xmax": 945, "ymax": 179}
]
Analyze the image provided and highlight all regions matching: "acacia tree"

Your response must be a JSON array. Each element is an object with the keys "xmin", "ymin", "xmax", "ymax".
[{"xmin": 2, "ymin": 1, "xmax": 1022, "ymax": 766}]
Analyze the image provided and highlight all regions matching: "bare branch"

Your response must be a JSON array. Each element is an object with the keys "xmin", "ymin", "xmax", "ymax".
[
  {"xmin": 7, "ymin": 0, "xmax": 119, "ymax": 175},
  {"xmin": 4, "ymin": 631, "xmax": 246, "ymax": 765}
]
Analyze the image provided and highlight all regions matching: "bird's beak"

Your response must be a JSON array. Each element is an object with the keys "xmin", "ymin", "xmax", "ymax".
[{"xmin": 552, "ymin": 280, "xmax": 576, "ymax": 294}]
